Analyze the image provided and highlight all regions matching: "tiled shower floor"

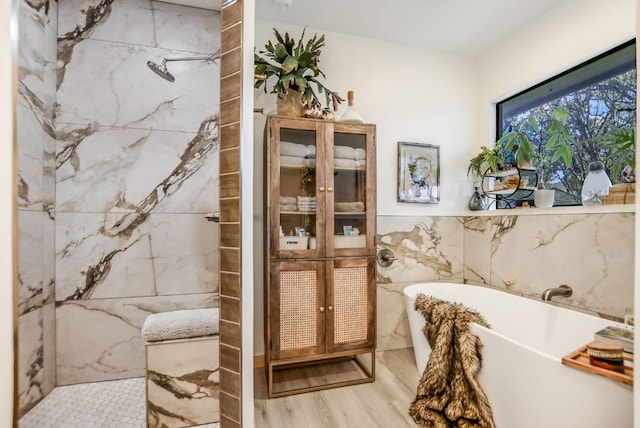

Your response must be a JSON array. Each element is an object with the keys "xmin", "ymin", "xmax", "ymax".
[{"xmin": 19, "ymin": 377, "xmax": 220, "ymax": 428}]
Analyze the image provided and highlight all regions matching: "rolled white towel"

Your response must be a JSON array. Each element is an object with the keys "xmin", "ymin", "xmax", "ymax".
[
  {"xmin": 141, "ymin": 308, "xmax": 219, "ymax": 342},
  {"xmin": 354, "ymin": 148, "xmax": 366, "ymax": 160},
  {"xmin": 355, "ymin": 160, "xmax": 366, "ymax": 168},
  {"xmin": 280, "ymin": 204, "xmax": 298, "ymax": 211},
  {"xmin": 334, "ymin": 145, "xmax": 356, "ymax": 160}
]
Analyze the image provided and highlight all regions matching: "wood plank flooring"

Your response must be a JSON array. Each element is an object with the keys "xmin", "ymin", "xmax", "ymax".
[{"xmin": 254, "ymin": 348, "xmax": 420, "ymax": 427}]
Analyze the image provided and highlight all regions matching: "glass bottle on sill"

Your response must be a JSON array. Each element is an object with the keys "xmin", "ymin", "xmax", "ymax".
[
  {"xmin": 468, "ymin": 186, "xmax": 487, "ymax": 211},
  {"xmin": 581, "ymin": 161, "xmax": 612, "ymax": 206}
]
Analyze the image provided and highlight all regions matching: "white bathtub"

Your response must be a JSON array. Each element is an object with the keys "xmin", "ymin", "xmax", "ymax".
[{"xmin": 404, "ymin": 282, "xmax": 632, "ymax": 428}]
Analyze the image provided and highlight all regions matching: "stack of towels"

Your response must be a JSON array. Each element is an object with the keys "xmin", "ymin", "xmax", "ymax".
[
  {"xmin": 297, "ymin": 196, "xmax": 316, "ymax": 212},
  {"xmin": 279, "ymin": 141, "xmax": 366, "ymax": 169},
  {"xmin": 280, "ymin": 141, "xmax": 316, "ymax": 167},
  {"xmin": 333, "ymin": 145, "xmax": 366, "ymax": 169},
  {"xmin": 280, "ymin": 196, "xmax": 297, "ymax": 211}
]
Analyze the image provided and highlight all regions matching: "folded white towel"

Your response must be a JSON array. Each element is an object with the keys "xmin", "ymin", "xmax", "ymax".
[
  {"xmin": 334, "ymin": 158, "xmax": 358, "ymax": 168},
  {"xmin": 280, "ymin": 196, "xmax": 297, "ymax": 204},
  {"xmin": 141, "ymin": 308, "xmax": 219, "ymax": 342},
  {"xmin": 280, "ymin": 155, "xmax": 316, "ymax": 167},
  {"xmin": 280, "ymin": 141, "xmax": 312, "ymax": 157},
  {"xmin": 354, "ymin": 148, "xmax": 366, "ymax": 160},
  {"xmin": 334, "ymin": 145, "xmax": 356, "ymax": 160}
]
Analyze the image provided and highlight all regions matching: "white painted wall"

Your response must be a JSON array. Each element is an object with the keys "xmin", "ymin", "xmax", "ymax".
[
  {"xmin": 0, "ymin": 0, "xmax": 16, "ymax": 426},
  {"xmin": 254, "ymin": 20, "xmax": 478, "ymax": 216},
  {"xmin": 242, "ymin": 0, "xmax": 256, "ymax": 425},
  {"xmin": 476, "ymin": 0, "xmax": 636, "ymax": 147}
]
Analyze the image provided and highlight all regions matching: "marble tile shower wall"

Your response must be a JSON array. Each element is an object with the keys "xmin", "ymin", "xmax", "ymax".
[
  {"xmin": 54, "ymin": 0, "xmax": 221, "ymax": 385},
  {"xmin": 376, "ymin": 213, "xmax": 634, "ymax": 351},
  {"xmin": 17, "ymin": 0, "xmax": 58, "ymax": 417}
]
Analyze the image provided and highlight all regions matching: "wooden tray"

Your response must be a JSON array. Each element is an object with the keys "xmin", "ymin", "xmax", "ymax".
[{"xmin": 562, "ymin": 345, "xmax": 633, "ymax": 385}]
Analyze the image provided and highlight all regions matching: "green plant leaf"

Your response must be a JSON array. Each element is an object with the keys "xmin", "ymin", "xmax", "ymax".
[{"xmin": 281, "ymin": 55, "xmax": 298, "ymax": 74}]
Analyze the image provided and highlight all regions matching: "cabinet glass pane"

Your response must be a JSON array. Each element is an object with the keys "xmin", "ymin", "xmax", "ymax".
[
  {"xmin": 278, "ymin": 128, "xmax": 317, "ymax": 250},
  {"xmin": 333, "ymin": 132, "xmax": 366, "ymax": 249}
]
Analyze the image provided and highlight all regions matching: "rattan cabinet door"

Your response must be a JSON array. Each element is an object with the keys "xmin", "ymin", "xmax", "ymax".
[
  {"xmin": 326, "ymin": 257, "xmax": 376, "ymax": 353},
  {"xmin": 270, "ymin": 260, "xmax": 326, "ymax": 360}
]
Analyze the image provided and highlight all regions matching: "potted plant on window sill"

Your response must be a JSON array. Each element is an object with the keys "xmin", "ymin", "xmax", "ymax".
[
  {"xmin": 254, "ymin": 28, "xmax": 344, "ymax": 117},
  {"xmin": 467, "ymin": 145, "xmax": 505, "ymax": 178}
]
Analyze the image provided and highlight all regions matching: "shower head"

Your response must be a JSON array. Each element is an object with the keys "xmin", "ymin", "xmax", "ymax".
[
  {"xmin": 146, "ymin": 54, "xmax": 219, "ymax": 82},
  {"xmin": 147, "ymin": 60, "xmax": 175, "ymax": 82}
]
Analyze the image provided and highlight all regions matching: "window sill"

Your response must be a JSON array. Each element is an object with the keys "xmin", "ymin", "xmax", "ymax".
[{"xmin": 467, "ymin": 203, "xmax": 635, "ymax": 217}]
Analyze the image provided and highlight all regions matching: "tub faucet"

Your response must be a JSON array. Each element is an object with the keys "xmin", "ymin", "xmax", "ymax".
[{"xmin": 541, "ymin": 285, "xmax": 572, "ymax": 301}]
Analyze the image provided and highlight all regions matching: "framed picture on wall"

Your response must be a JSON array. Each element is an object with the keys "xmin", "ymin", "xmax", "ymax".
[{"xmin": 397, "ymin": 142, "xmax": 440, "ymax": 204}]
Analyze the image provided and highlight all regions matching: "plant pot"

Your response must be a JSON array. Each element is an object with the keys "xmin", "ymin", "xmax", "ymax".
[
  {"xmin": 277, "ymin": 89, "xmax": 305, "ymax": 117},
  {"xmin": 534, "ymin": 189, "xmax": 555, "ymax": 208}
]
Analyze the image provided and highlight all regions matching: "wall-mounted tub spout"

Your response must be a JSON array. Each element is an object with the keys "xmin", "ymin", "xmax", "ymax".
[
  {"xmin": 377, "ymin": 249, "xmax": 396, "ymax": 267},
  {"xmin": 541, "ymin": 285, "xmax": 572, "ymax": 301}
]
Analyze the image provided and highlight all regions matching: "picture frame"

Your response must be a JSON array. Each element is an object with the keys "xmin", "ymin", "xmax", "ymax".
[{"xmin": 397, "ymin": 142, "xmax": 440, "ymax": 204}]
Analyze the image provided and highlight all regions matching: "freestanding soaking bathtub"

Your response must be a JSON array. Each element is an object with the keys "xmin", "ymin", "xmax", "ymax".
[{"xmin": 404, "ymin": 282, "xmax": 632, "ymax": 428}]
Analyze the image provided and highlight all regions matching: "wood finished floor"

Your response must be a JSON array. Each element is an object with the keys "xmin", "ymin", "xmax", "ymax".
[{"xmin": 254, "ymin": 348, "xmax": 420, "ymax": 428}]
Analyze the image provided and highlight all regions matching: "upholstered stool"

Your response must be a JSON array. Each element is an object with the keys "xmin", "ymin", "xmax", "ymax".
[{"xmin": 141, "ymin": 308, "xmax": 220, "ymax": 428}]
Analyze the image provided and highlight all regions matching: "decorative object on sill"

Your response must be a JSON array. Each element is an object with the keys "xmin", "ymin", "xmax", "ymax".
[
  {"xmin": 533, "ymin": 170, "xmax": 554, "ymax": 208},
  {"xmin": 254, "ymin": 28, "xmax": 344, "ymax": 117},
  {"xmin": 581, "ymin": 161, "xmax": 612, "ymax": 206},
  {"xmin": 339, "ymin": 90, "xmax": 364, "ymax": 123},
  {"xmin": 468, "ymin": 186, "xmax": 487, "ymax": 211},
  {"xmin": 604, "ymin": 182, "xmax": 635, "ymax": 205},
  {"xmin": 398, "ymin": 142, "xmax": 440, "ymax": 204},
  {"xmin": 467, "ymin": 145, "xmax": 504, "ymax": 179},
  {"xmin": 534, "ymin": 189, "xmax": 555, "ymax": 208}
]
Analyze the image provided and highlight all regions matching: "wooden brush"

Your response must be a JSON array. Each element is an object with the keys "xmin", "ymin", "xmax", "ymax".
[{"xmin": 586, "ymin": 341, "xmax": 625, "ymax": 372}]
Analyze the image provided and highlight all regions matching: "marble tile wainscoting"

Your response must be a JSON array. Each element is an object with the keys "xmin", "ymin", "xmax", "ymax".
[
  {"xmin": 53, "ymin": 0, "xmax": 221, "ymax": 387},
  {"xmin": 17, "ymin": 0, "xmax": 58, "ymax": 417},
  {"xmin": 375, "ymin": 212, "xmax": 634, "ymax": 352}
]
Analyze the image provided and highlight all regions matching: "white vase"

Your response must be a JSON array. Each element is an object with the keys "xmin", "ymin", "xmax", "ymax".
[{"xmin": 534, "ymin": 189, "xmax": 555, "ymax": 208}]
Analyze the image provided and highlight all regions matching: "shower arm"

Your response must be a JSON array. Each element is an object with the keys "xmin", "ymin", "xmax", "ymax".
[{"xmin": 162, "ymin": 54, "xmax": 219, "ymax": 65}]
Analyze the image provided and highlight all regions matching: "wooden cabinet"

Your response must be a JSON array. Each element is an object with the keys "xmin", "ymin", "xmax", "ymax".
[{"xmin": 264, "ymin": 116, "xmax": 377, "ymax": 397}]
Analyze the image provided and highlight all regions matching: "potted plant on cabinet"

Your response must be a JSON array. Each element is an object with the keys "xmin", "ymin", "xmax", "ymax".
[{"xmin": 254, "ymin": 28, "xmax": 344, "ymax": 117}]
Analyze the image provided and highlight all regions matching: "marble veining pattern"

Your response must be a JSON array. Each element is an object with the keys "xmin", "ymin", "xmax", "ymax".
[
  {"xmin": 52, "ymin": 0, "xmax": 221, "ymax": 385},
  {"xmin": 377, "ymin": 212, "xmax": 634, "ymax": 352},
  {"xmin": 56, "ymin": 294, "xmax": 218, "ymax": 385},
  {"xmin": 146, "ymin": 338, "xmax": 220, "ymax": 427},
  {"xmin": 18, "ymin": 308, "xmax": 44, "ymax": 417},
  {"xmin": 487, "ymin": 213, "xmax": 634, "ymax": 320},
  {"xmin": 56, "ymin": 117, "xmax": 219, "ymax": 213},
  {"xmin": 17, "ymin": 0, "xmax": 58, "ymax": 416},
  {"xmin": 376, "ymin": 216, "xmax": 464, "ymax": 284}
]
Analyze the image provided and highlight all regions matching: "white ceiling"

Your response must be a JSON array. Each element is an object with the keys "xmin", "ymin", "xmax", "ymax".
[
  {"xmin": 255, "ymin": 0, "xmax": 565, "ymax": 58},
  {"xmin": 167, "ymin": 0, "xmax": 566, "ymax": 58}
]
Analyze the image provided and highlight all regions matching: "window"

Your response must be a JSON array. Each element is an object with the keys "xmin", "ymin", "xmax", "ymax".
[{"xmin": 496, "ymin": 39, "xmax": 636, "ymax": 207}]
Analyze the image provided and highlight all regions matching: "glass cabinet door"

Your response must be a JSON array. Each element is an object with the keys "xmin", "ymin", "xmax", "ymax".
[
  {"xmin": 274, "ymin": 123, "xmax": 322, "ymax": 257},
  {"xmin": 329, "ymin": 127, "xmax": 373, "ymax": 256}
]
